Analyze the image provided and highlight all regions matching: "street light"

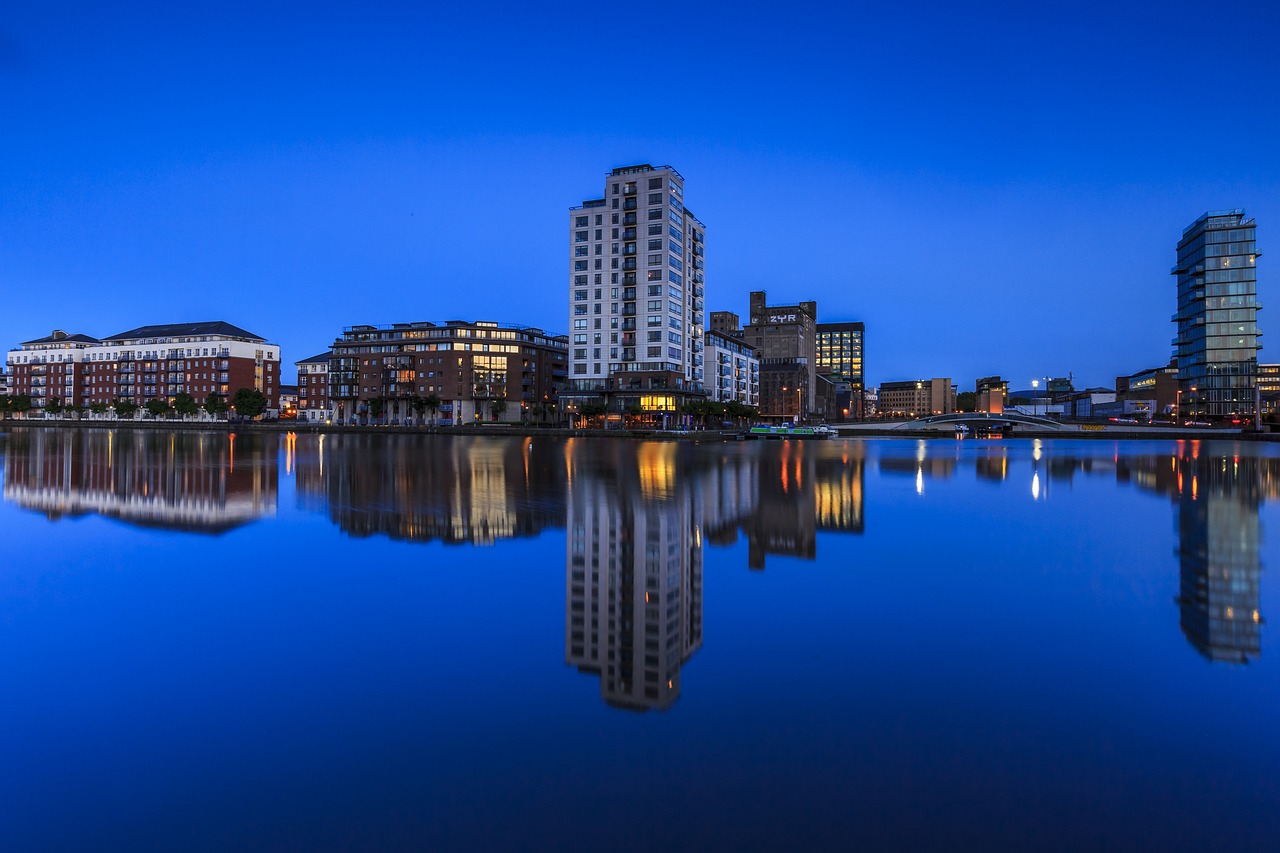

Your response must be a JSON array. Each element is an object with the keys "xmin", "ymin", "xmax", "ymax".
[{"xmin": 1031, "ymin": 379, "xmax": 1040, "ymax": 416}]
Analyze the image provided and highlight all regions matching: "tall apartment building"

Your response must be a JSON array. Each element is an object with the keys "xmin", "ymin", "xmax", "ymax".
[
  {"xmin": 704, "ymin": 329, "xmax": 760, "ymax": 407},
  {"xmin": 742, "ymin": 291, "xmax": 818, "ymax": 416},
  {"xmin": 879, "ymin": 378, "xmax": 955, "ymax": 417},
  {"xmin": 815, "ymin": 321, "xmax": 865, "ymax": 418},
  {"xmin": 1172, "ymin": 210, "xmax": 1261, "ymax": 419},
  {"xmin": 565, "ymin": 164, "xmax": 707, "ymax": 417},
  {"xmin": 5, "ymin": 322, "xmax": 280, "ymax": 412},
  {"xmin": 328, "ymin": 319, "xmax": 567, "ymax": 425},
  {"xmin": 295, "ymin": 351, "xmax": 332, "ymax": 422}
]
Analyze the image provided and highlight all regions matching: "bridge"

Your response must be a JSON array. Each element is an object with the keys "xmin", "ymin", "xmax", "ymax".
[{"xmin": 890, "ymin": 411, "xmax": 1076, "ymax": 432}]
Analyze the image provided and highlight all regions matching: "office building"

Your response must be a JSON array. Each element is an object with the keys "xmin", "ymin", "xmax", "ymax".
[
  {"xmin": 1172, "ymin": 210, "xmax": 1261, "ymax": 419},
  {"xmin": 564, "ymin": 164, "xmax": 707, "ymax": 418},
  {"xmin": 328, "ymin": 319, "xmax": 567, "ymax": 425},
  {"xmin": 5, "ymin": 322, "xmax": 280, "ymax": 412},
  {"xmin": 704, "ymin": 329, "xmax": 760, "ymax": 407},
  {"xmin": 815, "ymin": 321, "xmax": 865, "ymax": 418},
  {"xmin": 296, "ymin": 351, "xmax": 332, "ymax": 422},
  {"xmin": 975, "ymin": 376, "xmax": 1008, "ymax": 413},
  {"xmin": 879, "ymin": 378, "xmax": 955, "ymax": 417}
]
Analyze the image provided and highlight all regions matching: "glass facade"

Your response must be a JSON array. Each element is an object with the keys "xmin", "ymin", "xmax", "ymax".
[{"xmin": 1173, "ymin": 210, "xmax": 1261, "ymax": 419}]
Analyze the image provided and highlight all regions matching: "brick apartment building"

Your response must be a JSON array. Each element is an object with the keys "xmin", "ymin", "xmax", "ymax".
[
  {"xmin": 5, "ymin": 321, "xmax": 281, "ymax": 412},
  {"xmin": 296, "ymin": 351, "xmax": 332, "ymax": 422},
  {"xmin": 329, "ymin": 319, "xmax": 568, "ymax": 425}
]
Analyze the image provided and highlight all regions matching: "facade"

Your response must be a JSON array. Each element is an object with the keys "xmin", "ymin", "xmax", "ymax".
[
  {"xmin": 759, "ymin": 359, "xmax": 810, "ymax": 422},
  {"xmin": 5, "ymin": 322, "xmax": 279, "ymax": 413},
  {"xmin": 709, "ymin": 310, "xmax": 741, "ymax": 337},
  {"xmin": 1259, "ymin": 363, "xmax": 1280, "ymax": 415},
  {"xmin": 278, "ymin": 385, "xmax": 299, "ymax": 419},
  {"xmin": 975, "ymin": 376, "xmax": 1008, "ymax": 413},
  {"xmin": 565, "ymin": 164, "xmax": 707, "ymax": 416},
  {"xmin": 1116, "ymin": 363, "xmax": 1178, "ymax": 418},
  {"xmin": 1172, "ymin": 210, "xmax": 1261, "ymax": 419},
  {"xmin": 296, "ymin": 351, "xmax": 332, "ymax": 422},
  {"xmin": 815, "ymin": 321, "xmax": 865, "ymax": 419},
  {"xmin": 0, "ymin": 367, "xmax": 9, "ymax": 398},
  {"xmin": 879, "ymin": 378, "xmax": 955, "ymax": 417},
  {"xmin": 742, "ymin": 291, "xmax": 818, "ymax": 416},
  {"xmin": 704, "ymin": 329, "xmax": 760, "ymax": 407},
  {"xmin": 328, "ymin": 320, "xmax": 568, "ymax": 425}
]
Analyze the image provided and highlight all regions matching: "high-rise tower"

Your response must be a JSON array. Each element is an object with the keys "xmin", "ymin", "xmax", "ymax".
[
  {"xmin": 1172, "ymin": 210, "xmax": 1261, "ymax": 420},
  {"xmin": 565, "ymin": 164, "xmax": 706, "ymax": 420}
]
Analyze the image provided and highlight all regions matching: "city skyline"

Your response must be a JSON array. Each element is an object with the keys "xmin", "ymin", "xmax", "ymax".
[{"xmin": 2, "ymin": 3, "xmax": 1277, "ymax": 390}]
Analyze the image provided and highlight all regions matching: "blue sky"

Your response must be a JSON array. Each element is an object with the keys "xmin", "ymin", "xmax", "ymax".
[{"xmin": 2, "ymin": 1, "xmax": 1277, "ymax": 389}]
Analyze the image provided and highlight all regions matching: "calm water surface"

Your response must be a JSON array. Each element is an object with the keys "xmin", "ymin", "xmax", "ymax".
[{"xmin": 1, "ymin": 428, "xmax": 1278, "ymax": 852}]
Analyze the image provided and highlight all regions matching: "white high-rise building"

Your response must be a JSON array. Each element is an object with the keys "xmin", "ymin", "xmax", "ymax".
[{"xmin": 566, "ymin": 164, "xmax": 706, "ymax": 419}]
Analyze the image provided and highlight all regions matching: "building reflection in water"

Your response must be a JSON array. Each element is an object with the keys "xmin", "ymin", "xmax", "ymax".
[
  {"xmin": 1171, "ymin": 447, "xmax": 1265, "ymax": 663},
  {"xmin": 881, "ymin": 438, "xmax": 1273, "ymax": 664},
  {"xmin": 1, "ymin": 427, "xmax": 276, "ymax": 533},
  {"xmin": 292, "ymin": 433, "xmax": 567, "ymax": 545},
  {"xmin": 564, "ymin": 440, "xmax": 866, "ymax": 709},
  {"xmin": 738, "ymin": 441, "xmax": 866, "ymax": 569}
]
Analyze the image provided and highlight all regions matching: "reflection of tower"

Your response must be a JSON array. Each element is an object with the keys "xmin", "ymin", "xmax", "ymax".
[
  {"xmin": 1175, "ymin": 450, "xmax": 1263, "ymax": 663},
  {"xmin": 566, "ymin": 445, "xmax": 702, "ymax": 711}
]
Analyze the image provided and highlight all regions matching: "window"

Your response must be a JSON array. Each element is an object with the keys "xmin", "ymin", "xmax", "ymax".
[
  {"xmin": 575, "ymin": 246, "xmax": 588, "ymax": 257},
  {"xmin": 648, "ymin": 254, "xmax": 662, "ymax": 265},
  {"xmin": 574, "ymin": 320, "xmax": 588, "ymax": 330},
  {"xmin": 575, "ymin": 261, "xmax": 588, "ymax": 271},
  {"xmin": 648, "ymin": 177, "xmax": 662, "ymax": 189},
  {"xmin": 575, "ymin": 231, "xmax": 588, "ymax": 242},
  {"xmin": 575, "ymin": 275, "xmax": 587, "ymax": 284},
  {"xmin": 575, "ymin": 216, "xmax": 588, "ymax": 227},
  {"xmin": 648, "ymin": 209, "xmax": 662, "ymax": 220},
  {"xmin": 649, "ymin": 224, "xmax": 663, "ymax": 236},
  {"xmin": 648, "ymin": 239, "xmax": 662, "ymax": 251},
  {"xmin": 648, "ymin": 270, "xmax": 663, "ymax": 281},
  {"xmin": 648, "ymin": 193, "xmax": 662, "ymax": 204}
]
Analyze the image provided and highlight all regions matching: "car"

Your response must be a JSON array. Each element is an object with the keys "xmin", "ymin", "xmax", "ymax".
[{"xmin": 1184, "ymin": 420, "xmax": 1211, "ymax": 427}]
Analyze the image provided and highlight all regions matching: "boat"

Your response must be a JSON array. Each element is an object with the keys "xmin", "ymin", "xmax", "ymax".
[{"xmin": 748, "ymin": 424, "xmax": 832, "ymax": 439}]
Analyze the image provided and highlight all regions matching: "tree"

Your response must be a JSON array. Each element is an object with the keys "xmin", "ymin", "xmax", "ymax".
[
  {"xmin": 146, "ymin": 399, "xmax": 172, "ymax": 419},
  {"xmin": 230, "ymin": 387, "xmax": 267, "ymax": 420},
  {"xmin": 173, "ymin": 392, "xmax": 200, "ymax": 418},
  {"xmin": 69, "ymin": 403, "xmax": 86, "ymax": 419},
  {"xmin": 113, "ymin": 398, "xmax": 138, "ymax": 419},
  {"xmin": 488, "ymin": 398, "xmax": 508, "ymax": 422},
  {"xmin": 204, "ymin": 392, "xmax": 229, "ymax": 419},
  {"xmin": 90, "ymin": 402, "xmax": 110, "ymax": 417},
  {"xmin": 955, "ymin": 391, "xmax": 977, "ymax": 413},
  {"xmin": 45, "ymin": 397, "xmax": 64, "ymax": 417},
  {"xmin": 367, "ymin": 396, "xmax": 385, "ymax": 421},
  {"xmin": 0, "ymin": 395, "xmax": 9, "ymax": 419},
  {"xmin": 424, "ymin": 393, "xmax": 441, "ymax": 427},
  {"xmin": 11, "ymin": 394, "xmax": 31, "ymax": 417},
  {"xmin": 410, "ymin": 395, "xmax": 428, "ymax": 426}
]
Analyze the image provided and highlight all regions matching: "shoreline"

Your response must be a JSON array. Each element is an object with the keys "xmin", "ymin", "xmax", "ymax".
[{"xmin": 1, "ymin": 418, "xmax": 1276, "ymax": 442}]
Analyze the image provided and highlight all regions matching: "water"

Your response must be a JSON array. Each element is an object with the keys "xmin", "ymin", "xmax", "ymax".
[{"xmin": 1, "ymin": 427, "xmax": 1277, "ymax": 852}]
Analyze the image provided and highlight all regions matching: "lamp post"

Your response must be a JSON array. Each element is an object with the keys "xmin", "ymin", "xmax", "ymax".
[{"xmin": 1031, "ymin": 379, "xmax": 1040, "ymax": 416}]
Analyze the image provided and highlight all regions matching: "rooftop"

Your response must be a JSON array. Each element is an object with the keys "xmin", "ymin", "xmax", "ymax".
[{"xmin": 103, "ymin": 321, "xmax": 267, "ymax": 343}]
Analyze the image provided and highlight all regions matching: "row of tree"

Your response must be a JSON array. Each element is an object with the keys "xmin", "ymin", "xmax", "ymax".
[{"xmin": 0, "ymin": 388, "xmax": 269, "ymax": 420}]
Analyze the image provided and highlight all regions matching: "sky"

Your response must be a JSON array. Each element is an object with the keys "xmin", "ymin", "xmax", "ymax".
[{"xmin": 2, "ymin": 1, "xmax": 1278, "ymax": 390}]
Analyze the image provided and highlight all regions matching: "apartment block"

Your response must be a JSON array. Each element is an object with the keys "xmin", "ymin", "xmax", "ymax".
[
  {"xmin": 328, "ymin": 320, "xmax": 567, "ymax": 425},
  {"xmin": 5, "ymin": 322, "xmax": 280, "ymax": 412},
  {"xmin": 742, "ymin": 291, "xmax": 818, "ymax": 416},
  {"xmin": 565, "ymin": 164, "xmax": 707, "ymax": 418},
  {"xmin": 296, "ymin": 351, "xmax": 332, "ymax": 422},
  {"xmin": 704, "ymin": 329, "xmax": 760, "ymax": 407}
]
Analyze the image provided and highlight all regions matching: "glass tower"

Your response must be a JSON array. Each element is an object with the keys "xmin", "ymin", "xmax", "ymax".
[{"xmin": 1172, "ymin": 210, "xmax": 1261, "ymax": 420}]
